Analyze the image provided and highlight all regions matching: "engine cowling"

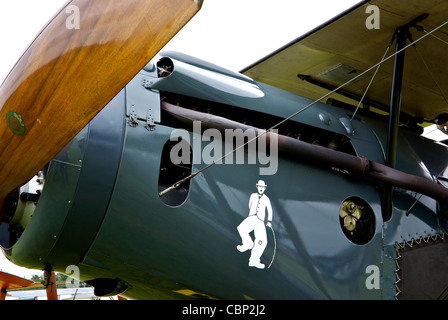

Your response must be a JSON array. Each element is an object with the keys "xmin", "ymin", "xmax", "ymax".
[{"xmin": 0, "ymin": 90, "xmax": 126, "ymax": 272}]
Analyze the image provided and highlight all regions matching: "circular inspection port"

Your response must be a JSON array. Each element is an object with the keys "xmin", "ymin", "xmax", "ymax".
[{"xmin": 339, "ymin": 197, "xmax": 375, "ymax": 245}]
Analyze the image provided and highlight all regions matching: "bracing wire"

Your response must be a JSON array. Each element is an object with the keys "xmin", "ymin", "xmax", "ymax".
[
  {"xmin": 350, "ymin": 44, "xmax": 392, "ymax": 121},
  {"xmin": 413, "ymin": 38, "xmax": 448, "ymax": 105},
  {"xmin": 423, "ymin": 29, "xmax": 448, "ymax": 46},
  {"xmin": 159, "ymin": 19, "xmax": 448, "ymax": 197}
]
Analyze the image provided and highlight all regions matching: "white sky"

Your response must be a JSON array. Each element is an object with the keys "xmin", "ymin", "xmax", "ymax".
[
  {"xmin": 0, "ymin": 0, "xmax": 445, "ymax": 279},
  {"xmin": 0, "ymin": 0, "xmax": 363, "ymax": 82}
]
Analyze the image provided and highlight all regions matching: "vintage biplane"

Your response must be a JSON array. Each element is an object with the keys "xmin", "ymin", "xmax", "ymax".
[{"xmin": 0, "ymin": 0, "xmax": 447, "ymax": 300}]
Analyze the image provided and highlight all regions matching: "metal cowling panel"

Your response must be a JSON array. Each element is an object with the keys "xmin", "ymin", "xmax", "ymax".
[{"xmin": 5, "ymin": 90, "xmax": 126, "ymax": 271}]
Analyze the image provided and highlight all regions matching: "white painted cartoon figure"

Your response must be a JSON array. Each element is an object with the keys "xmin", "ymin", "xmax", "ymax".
[{"xmin": 237, "ymin": 180, "xmax": 273, "ymax": 269}]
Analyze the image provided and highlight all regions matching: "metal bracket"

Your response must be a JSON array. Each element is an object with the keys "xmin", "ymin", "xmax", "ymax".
[
  {"xmin": 128, "ymin": 105, "xmax": 157, "ymax": 131},
  {"xmin": 129, "ymin": 106, "xmax": 139, "ymax": 128},
  {"xmin": 145, "ymin": 108, "xmax": 156, "ymax": 131},
  {"xmin": 126, "ymin": 72, "xmax": 161, "ymax": 130}
]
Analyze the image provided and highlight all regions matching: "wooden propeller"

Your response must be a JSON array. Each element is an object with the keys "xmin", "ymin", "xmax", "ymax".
[{"xmin": 0, "ymin": 0, "xmax": 202, "ymax": 222}]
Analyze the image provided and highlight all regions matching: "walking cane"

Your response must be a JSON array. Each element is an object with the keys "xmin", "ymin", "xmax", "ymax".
[{"xmin": 267, "ymin": 225, "xmax": 277, "ymax": 269}]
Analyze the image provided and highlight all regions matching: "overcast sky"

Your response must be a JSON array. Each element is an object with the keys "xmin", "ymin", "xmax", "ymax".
[{"xmin": 0, "ymin": 0, "xmax": 363, "ymax": 82}]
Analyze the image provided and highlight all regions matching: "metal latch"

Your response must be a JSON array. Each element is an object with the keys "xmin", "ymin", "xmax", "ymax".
[
  {"xmin": 128, "ymin": 105, "xmax": 156, "ymax": 131},
  {"xmin": 129, "ymin": 106, "xmax": 139, "ymax": 128},
  {"xmin": 126, "ymin": 72, "xmax": 161, "ymax": 130},
  {"xmin": 145, "ymin": 108, "xmax": 156, "ymax": 131}
]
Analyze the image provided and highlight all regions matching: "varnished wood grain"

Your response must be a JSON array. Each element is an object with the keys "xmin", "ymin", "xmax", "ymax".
[
  {"xmin": 0, "ymin": 0, "xmax": 201, "ymax": 221},
  {"xmin": 0, "ymin": 271, "xmax": 34, "ymax": 291}
]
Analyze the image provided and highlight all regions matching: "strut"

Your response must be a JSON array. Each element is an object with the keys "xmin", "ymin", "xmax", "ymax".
[{"xmin": 382, "ymin": 13, "xmax": 429, "ymax": 221}]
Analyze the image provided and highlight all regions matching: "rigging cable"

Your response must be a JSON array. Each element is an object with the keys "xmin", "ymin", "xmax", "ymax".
[
  {"xmin": 159, "ymin": 19, "xmax": 448, "ymax": 197},
  {"xmin": 423, "ymin": 28, "xmax": 448, "ymax": 46},
  {"xmin": 406, "ymin": 168, "xmax": 446, "ymax": 216},
  {"xmin": 350, "ymin": 43, "xmax": 392, "ymax": 121},
  {"xmin": 414, "ymin": 29, "xmax": 448, "ymax": 105}
]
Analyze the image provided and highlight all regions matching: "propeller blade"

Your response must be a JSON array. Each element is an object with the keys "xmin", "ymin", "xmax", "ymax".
[{"xmin": 0, "ymin": 0, "xmax": 202, "ymax": 222}]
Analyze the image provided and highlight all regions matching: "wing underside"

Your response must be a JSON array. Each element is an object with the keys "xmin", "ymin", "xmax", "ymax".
[{"xmin": 242, "ymin": 0, "xmax": 448, "ymax": 124}]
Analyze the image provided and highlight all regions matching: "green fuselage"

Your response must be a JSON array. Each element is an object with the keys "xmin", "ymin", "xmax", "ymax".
[{"xmin": 2, "ymin": 52, "xmax": 447, "ymax": 300}]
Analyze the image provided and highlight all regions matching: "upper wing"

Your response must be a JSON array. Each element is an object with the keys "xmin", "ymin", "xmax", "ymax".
[{"xmin": 242, "ymin": 0, "xmax": 448, "ymax": 124}]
